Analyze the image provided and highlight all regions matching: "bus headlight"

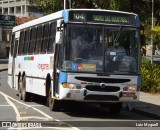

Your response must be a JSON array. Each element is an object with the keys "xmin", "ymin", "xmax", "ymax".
[
  {"xmin": 62, "ymin": 83, "xmax": 82, "ymax": 89},
  {"xmin": 129, "ymin": 86, "xmax": 136, "ymax": 91},
  {"xmin": 123, "ymin": 86, "xmax": 136, "ymax": 91}
]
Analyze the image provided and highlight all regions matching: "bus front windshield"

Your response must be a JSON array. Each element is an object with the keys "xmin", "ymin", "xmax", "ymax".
[{"xmin": 62, "ymin": 24, "xmax": 140, "ymax": 75}]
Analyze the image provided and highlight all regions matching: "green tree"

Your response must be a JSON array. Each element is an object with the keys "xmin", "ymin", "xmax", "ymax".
[{"xmin": 29, "ymin": 0, "xmax": 160, "ymax": 27}]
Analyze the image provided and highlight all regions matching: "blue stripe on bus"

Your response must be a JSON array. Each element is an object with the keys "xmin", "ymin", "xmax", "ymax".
[
  {"xmin": 137, "ymin": 76, "xmax": 141, "ymax": 86},
  {"xmin": 136, "ymin": 15, "xmax": 140, "ymax": 28},
  {"xmin": 24, "ymin": 57, "xmax": 27, "ymax": 60},
  {"xmin": 59, "ymin": 72, "xmax": 68, "ymax": 84},
  {"xmin": 63, "ymin": 10, "xmax": 69, "ymax": 23}
]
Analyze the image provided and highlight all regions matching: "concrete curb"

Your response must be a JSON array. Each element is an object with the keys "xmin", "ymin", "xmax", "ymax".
[
  {"xmin": 133, "ymin": 108, "xmax": 160, "ymax": 120},
  {"xmin": 0, "ymin": 69, "xmax": 8, "ymax": 72}
]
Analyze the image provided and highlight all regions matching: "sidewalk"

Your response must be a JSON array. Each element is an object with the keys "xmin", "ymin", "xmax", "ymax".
[
  {"xmin": 0, "ymin": 64, "xmax": 8, "ymax": 72},
  {"xmin": 133, "ymin": 92, "xmax": 160, "ymax": 119},
  {"xmin": 0, "ymin": 63, "xmax": 160, "ymax": 119},
  {"xmin": 0, "ymin": 59, "xmax": 8, "ymax": 72}
]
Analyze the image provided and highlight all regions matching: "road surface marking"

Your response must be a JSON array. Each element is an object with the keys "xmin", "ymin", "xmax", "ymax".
[
  {"xmin": 0, "ymin": 105, "xmax": 11, "ymax": 106},
  {"xmin": 0, "ymin": 91, "xmax": 80, "ymax": 130},
  {"xmin": 0, "ymin": 92, "xmax": 20, "ymax": 121},
  {"xmin": 0, "ymin": 91, "xmax": 54, "ymax": 121},
  {"xmin": 20, "ymin": 116, "xmax": 52, "ymax": 121},
  {"xmin": 19, "ymin": 111, "xmax": 28, "ymax": 115}
]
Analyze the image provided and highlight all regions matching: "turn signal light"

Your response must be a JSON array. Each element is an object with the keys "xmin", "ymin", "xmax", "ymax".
[{"xmin": 62, "ymin": 83, "xmax": 67, "ymax": 88}]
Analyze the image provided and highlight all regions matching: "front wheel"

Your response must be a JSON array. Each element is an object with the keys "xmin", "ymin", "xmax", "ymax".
[
  {"xmin": 108, "ymin": 103, "xmax": 122, "ymax": 114},
  {"xmin": 48, "ymin": 85, "xmax": 61, "ymax": 111}
]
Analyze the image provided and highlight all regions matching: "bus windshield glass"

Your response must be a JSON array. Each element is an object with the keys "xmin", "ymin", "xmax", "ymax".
[{"xmin": 62, "ymin": 24, "xmax": 139, "ymax": 75}]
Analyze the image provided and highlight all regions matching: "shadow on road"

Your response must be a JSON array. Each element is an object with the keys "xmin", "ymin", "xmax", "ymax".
[{"xmin": 21, "ymin": 94, "xmax": 158, "ymax": 120}]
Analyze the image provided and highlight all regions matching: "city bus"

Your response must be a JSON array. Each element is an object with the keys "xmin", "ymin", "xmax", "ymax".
[{"xmin": 8, "ymin": 9, "xmax": 141, "ymax": 114}]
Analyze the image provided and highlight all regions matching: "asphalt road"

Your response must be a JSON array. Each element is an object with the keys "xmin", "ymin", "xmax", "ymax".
[{"xmin": 0, "ymin": 70, "xmax": 159, "ymax": 130}]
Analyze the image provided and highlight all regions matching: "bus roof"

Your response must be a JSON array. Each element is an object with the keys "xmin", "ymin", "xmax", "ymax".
[
  {"xmin": 68, "ymin": 9, "xmax": 137, "ymax": 15},
  {"xmin": 12, "ymin": 9, "xmax": 138, "ymax": 32},
  {"xmin": 12, "ymin": 10, "xmax": 64, "ymax": 32}
]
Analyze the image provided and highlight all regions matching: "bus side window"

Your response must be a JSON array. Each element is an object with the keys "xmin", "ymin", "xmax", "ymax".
[
  {"xmin": 13, "ymin": 40, "xmax": 18, "ymax": 58},
  {"xmin": 48, "ymin": 21, "xmax": 57, "ymax": 53},
  {"xmin": 28, "ymin": 28, "xmax": 32, "ymax": 54},
  {"xmin": 28, "ymin": 27, "xmax": 37, "ymax": 54},
  {"xmin": 41, "ymin": 23, "xmax": 49, "ymax": 53},
  {"xmin": 18, "ymin": 31, "xmax": 24, "ymax": 55},
  {"xmin": 35, "ymin": 25, "xmax": 43, "ymax": 53},
  {"xmin": 10, "ymin": 33, "xmax": 15, "ymax": 56},
  {"xmin": 23, "ymin": 29, "xmax": 30, "ymax": 55}
]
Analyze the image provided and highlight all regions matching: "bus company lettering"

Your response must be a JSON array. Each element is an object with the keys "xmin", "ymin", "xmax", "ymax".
[{"xmin": 38, "ymin": 64, "xmax": 49, "ymax": 71}]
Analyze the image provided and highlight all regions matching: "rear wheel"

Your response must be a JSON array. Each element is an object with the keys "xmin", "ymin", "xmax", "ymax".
[
  {"xmin": 21, "ymin": 76, "xmax": 30, "ymax": 102},
  {"xmin": 18, "ymin": 77, "xmax": 22, "ymax": 100},
  {"xmin": 108, "ymin": 103, "xmax": 122, "ymax": 114}
]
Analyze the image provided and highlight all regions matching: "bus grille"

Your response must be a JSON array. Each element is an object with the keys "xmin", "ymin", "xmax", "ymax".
[{"xmin": 85, "ymin": 85, "xmax": 120, "ymax": 92}]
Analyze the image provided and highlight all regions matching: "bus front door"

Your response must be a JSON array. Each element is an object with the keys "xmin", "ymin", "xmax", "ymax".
[{"xmin": 53, "ymin": 44, "xmax": 60, "ymax": 96}]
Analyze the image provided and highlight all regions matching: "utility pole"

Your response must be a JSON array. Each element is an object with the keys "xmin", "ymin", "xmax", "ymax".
[
  {"xmin": 151, "ymin": 0, "xmax": 154, "ymax": 64},
  {"xmin": 64, "ymin": 0, "xmax": 71, "ymax": 9}
]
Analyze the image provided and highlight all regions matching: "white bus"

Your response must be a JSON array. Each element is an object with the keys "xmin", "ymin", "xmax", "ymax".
[{"xmin": 8, "ymin": 9, "xmax": 141, "ymax": 114}]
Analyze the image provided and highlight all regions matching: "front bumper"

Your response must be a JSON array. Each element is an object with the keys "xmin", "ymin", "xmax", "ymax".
[{"xmin": 60, "ymin": 88, "xmax": 139, "ymax": 102}]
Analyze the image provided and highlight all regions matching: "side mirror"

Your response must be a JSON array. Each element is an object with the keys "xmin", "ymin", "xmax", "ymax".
[{"xmin": 140, "ymin": 34, "xmax": 146, "ymax": 46}]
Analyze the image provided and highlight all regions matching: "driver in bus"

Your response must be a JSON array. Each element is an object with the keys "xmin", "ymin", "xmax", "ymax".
[
  {"xmin": 91, "ymin": 35, "xmax": 103, "ymax": 57},
  {"xmin": 106, "ymin": 42, "xmax": 126, "ymax": 61},
  {"xmin": 78, "ymin": 35, "xmax": 91, "ymax": 59},
  {"xmin": 71, "ymin": 32, "xmax": 80, "ymax": 59}
]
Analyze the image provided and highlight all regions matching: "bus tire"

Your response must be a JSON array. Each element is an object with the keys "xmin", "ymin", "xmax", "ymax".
[
  {"xmin": 19, "ymin": 77, "xmax": 22, "ymax": 100},
  {"xmin": 48, "ymin": 86, "xmax": 60, "ymax": 111},
  {"xmin": 21, "ymin": 76, "xmax": 30, "ymax": 102},
  {"xmin": 108, "ymin": 103, "xmax": 122, "ymax": 114},
  {"xmin": 46, "ymin": 75, "xmax": 51, "ymax": 107},
  {"xmin": 49, "ymin": 98, "xmax": 60, "ymax": 111}
]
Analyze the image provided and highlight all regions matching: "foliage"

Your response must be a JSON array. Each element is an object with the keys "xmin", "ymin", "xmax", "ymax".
[
  {"xmin": 29, "ymin": 0, "xmax": 160, "ymax": 26},
  {"xmin": 141, "ymin": 58, "xmax": 160, "ymax": 93}
]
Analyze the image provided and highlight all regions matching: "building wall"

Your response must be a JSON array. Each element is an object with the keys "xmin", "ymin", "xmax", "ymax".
[
  {"xmin": 0, "ymin": 27, "xmax": 11, "ymax": 58},
  {"xmin": 0, "ymin": 0, "xmax": 42, "ymax": 17},
  {"xmin": 0, "ymin": 0, "xmax": 42, "ymax": 58}
]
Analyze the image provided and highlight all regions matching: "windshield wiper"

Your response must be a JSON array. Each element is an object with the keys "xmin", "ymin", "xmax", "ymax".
[{"xmin": 114, "ymin": 24, "xmax": 124, "ymax": 43}]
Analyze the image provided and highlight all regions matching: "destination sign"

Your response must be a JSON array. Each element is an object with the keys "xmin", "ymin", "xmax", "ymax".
[{"xmin": 69, "ymin": 10, "xmax": 137, "ymax": 26}]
